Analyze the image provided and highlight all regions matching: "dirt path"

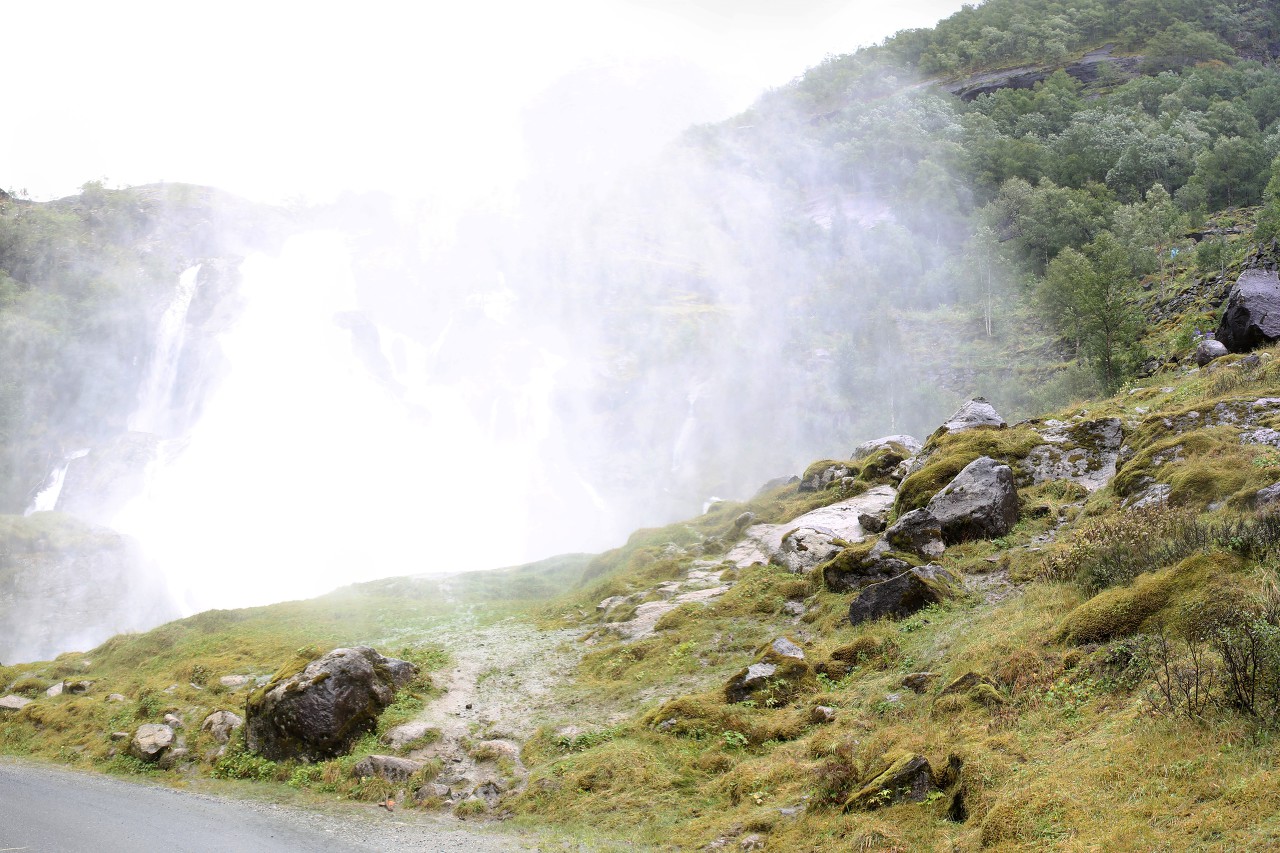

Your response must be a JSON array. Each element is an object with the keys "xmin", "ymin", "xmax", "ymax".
[{"xmin": 386, "ymin": 618, "xmax": 588, "ymax": 805}]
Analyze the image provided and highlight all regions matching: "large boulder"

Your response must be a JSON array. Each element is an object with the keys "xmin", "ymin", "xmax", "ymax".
[
  {"xmin": 847, "ymin": 565, "xmax": 960, "ymax": 626},
  {"xmin": 845, "ymin": 752, "xmax": 935, "ymax": 811},
  {"xmin": 853, "ymin": 435, "xmax": 923, "ymax": 460},
  {"xmin": 926, "ymin": 456, "xmax": 1019, "ymax": 544},
  {"xmin": 937, "ymin": 398, "xmax": 1006, "ymax": 436},
  {"xmin": 821, "ymin": 544, "xmax": 918, "ymax": 594},
  {"xmin": 775, "ymin": 525, "xmax": 844, "ymax": 573},
  {"xmin": 245, "ymin": 647, "xmax": 417, "ymax": 762},
  {"xmin": 1217, "ymin": 270, "xmax": 1280, "ymax": 352},
  {"xmin": 879, "ymin": 508, "xmax": 944, "ymax": 560},
  {"xmin": 1195, "ymin": 338, "xmax": 1229, "ymax": 366},
  {"xmin": 129, "ymin": 723, "xmax": 175, "ymax": 762},
  {"xmin": 0, "ymin": 695, "xmax": 32, "ymax": 712}
]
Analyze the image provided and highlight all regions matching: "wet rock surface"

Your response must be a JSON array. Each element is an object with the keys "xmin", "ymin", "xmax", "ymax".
[
  {"xmin": 1217, "ymin": 269, "xmax": 1280, "ymax": 352},
  {"xmin": 245, "ymin": 647, "xmax": 416, "ymax": 762},
  {"xmin": 926, "ymin": 456, "xmax": 1019, "ymax": 544}
]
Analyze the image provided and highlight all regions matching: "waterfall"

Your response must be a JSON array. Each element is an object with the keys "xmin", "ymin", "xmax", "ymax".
[
  {"xmin": 129, "ymin": 264, "xmax": 201, "ymax": 436},
  {"xmin": 24, "ymin": 449, "xmax": 90, "ymax": 515},
  {"xmin": 108, "ymin": 232, "xmax": 609, "ymax": 615}
]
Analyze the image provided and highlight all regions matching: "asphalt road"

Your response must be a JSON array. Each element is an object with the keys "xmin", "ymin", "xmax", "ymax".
[{"xmin": 0, "ymin": 759, "xmax": 527, "ymax": 852}]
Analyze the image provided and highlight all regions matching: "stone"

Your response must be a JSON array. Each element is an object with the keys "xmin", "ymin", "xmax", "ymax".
[
  {"xmin": 1195, "ymin": 338, "xmax": 1229, "ymax": 366},
  {"xmin": 725, "ymin": 485, "xmax": 895, "ymax": 569},
  {"xmin": 1022, "ymin": 417, "xmax": 1123, "ymax": 493},
  {"xmin": 106, "ymin": 693, "xmax": 127, "ymax": 703},
  {"xmin": 353, "ymin": 754, "xmax": 424, "ymax": 782},
  {"xmin": 219, "ymin": 675, "xmax": 252, "ymax": 689},
  {"xmin": 775, "ymin": 525, "xmax": 844, "ymax": 574},
  {"xmin": 926, "ymin": 456, "xmax": 1019, "ymax": 545},
  {"xmin": 129, "ymin": 724, "xmax": 175, "ymax": 762},
  {"xmin": 853, "ymin": 434, "xmax": 923, "ymax": 460},
  {"xmin": 740, "ymin": 835, "xmax": 766, "ymax": 851},
  {"xmin": 64, "ymin": 680, "xmax": 92, "ymax": 695},
  {"xmin": 799, "ymin": 463, "xmax": 853, "ymax": 492},
  {"xmin": 245, "ymin": 646, "xmax": 417, "ymax": 761},
  {"xmin": 880, "ymin": 508, "xmax": 945, "ymax": 559},
  {"xmin": 845, "ymin": 752, "xmax": 935, "ymax": 811},
  {"xmin": 200, "ymin": 710, "xmax": 244, "ymax": 744},
  {"xmin": 109, "ymin": 731, "xmax": 130, "ymax": 741},
  {"xmin": 45, "ymin": 682, "xmax": 64, "ymax": 698},
  {"xmin": 769, "ymin": 637, "xmax": 805, "ymax": 660},
  {"xmin": 0, "ymin": 695, "xmax": 32, "ymax": 712},
  {"xmin": 732, "ymin": 511, "xmax": 756, "ymax": 530},
  {"xmin": 1255, "ymin": 482, "xmax": 1280, "ymax": 507},
  {"xmin": 847, "ymin": 565, "xmax": 960, "ymax": 626},
  {"xmin": 782, "ymin": 600, "xmax": 806, "ymax": 617},
  {"xmin": 822, "ymin": 549, "xmax": 918, "ymax": 595},
  {"xmin": 163, "ymin": 713, "xmax": 184, "ymax": 729},
  {"xmin": 857, "ymin": 511, "xmax": 886, "ymax": 534},
  {"xmin": 1217, "ymin": 269, "xmax": 1280, "ymax": 352},
  {"xmin": 939, "ymin": 671, "xmax": 997, "ymax": 697},
  {"xmin": 811, "ymin": 705, "xmax": 837, "ymax": 723},
  {"xmin": 416, "ymin": 782, "xmax": 453, "ymax": 802},
  {"xmin": 157, "ymin": 747, "xmax": 190, "ymax": 770},
  {"xmin": 724, "ymin": 663, "xmax": 776, "ymax": 704},
  {"xmin": 902, "ymin": 672, "xmax": 939, "ymax": 693},
  {"xmin": 937, "ymin": 397, "xmax": 1005, "ymax": 435},
  {"xmin": 596, "ymin": 595, "xmax": 630, "ymax": 613}
]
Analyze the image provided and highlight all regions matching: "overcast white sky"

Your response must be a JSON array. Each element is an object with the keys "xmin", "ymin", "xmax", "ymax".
[{"xmin": 5, "ymin": 0, "xmax": 967, "ymax": 206}]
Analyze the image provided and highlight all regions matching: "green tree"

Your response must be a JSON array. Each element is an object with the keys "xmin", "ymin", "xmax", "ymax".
[
  {"xmin": 1039, "ymin": 232, "xmax": 1144, "ymax": 390},
  {"xmin": 1255, "ymin": 154, "xmax": 1280, "ymax": 245}
]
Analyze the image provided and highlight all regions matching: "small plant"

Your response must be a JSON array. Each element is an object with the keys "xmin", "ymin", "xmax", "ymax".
[{"xmin": 721, "ymin": 729, "xmax": 749, "ymax": 751}]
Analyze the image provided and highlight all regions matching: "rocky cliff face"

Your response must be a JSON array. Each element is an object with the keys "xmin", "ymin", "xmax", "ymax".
[{"xmin": 0, "ymin": 514, "xmax": 175, "ymax": 663}]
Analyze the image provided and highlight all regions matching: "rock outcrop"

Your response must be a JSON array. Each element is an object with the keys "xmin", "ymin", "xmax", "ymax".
[
  {"xmin": 847, "ymin": 565, "xmax": 961, "ymax": 626},
  {"xmin": 726, "ymin": 485, "xmax": 895, "ymax": 568},
  {"xmin": 1217, "ymin": 269, "xmax": 1280, "ymax": 352},
  {"xmin": 353, "ymin": 754, "xmax": 424, "ymax": 782},
  {"xmin": 245, "ymin": 647, "xmax": 417, "ymax": 762},
  {"xmin": 926, "ymin": 456, "xmax": 1019, "ymax": 544}
]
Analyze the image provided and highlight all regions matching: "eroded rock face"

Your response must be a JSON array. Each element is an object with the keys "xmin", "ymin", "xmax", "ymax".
[
  {"xmin": 926, "ymin": 456, "xmax": 1019, "ymax": 544},
  {"xmin": 245, "ymin": 647, "xmax": 417, "ymax": 762},
  {"xmin": 847, "ymin": 565, "xmax": 960, "ymax": 626},
  {"xmin": 776, "ymin": 525, "xmax": 844, "ymax": 573},
  {"xmin": 1021, "ymin": 418, "xmax": 1123, "ymax": 492},
  {"xmin": 1217, "ymin": 269, "xmax": 1280, "ymax": 352}
]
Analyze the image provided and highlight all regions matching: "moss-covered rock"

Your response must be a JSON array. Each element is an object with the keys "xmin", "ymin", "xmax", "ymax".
[
  {"xmin": 848, "ymin": 565, "xmax": 962, "ymax": 626},
  {"xmin": 897, "ymin": 426, "xmax": 1042, "ymax": 514},
  {"xmin": 1056, "ymin": 552, "xmax": 1246, "ymax": 644}
]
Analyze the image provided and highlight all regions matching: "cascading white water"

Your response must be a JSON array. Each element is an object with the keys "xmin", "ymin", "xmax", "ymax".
[
  {"xmin": 129, "ymin": 265, "xmax": 201, "ymax": 436},
  {"xmin": 110, "ymin": 232, "xmax": 601, "ymax": 614},
  {"xmin": 24, "ymin": 448, "xmax": 90, "ymax": 515}
]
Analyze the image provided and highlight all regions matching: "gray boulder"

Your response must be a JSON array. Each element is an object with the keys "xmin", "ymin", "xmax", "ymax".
[
  {"xmin": 0, "ymin": 695, "xmax": 32, "ymax": 712},
  {"xmin": 847, "ymin": 565, "xmax": 960, "ymax": 626},
  {"xmin": 724, "ymin": 663, "xmax": 777, "ymax": 704},
  {"xmin": 200, "ymin": 710, "xmax": 243, "ymax": 744},
  {"xmin": 129, "ymin": 723, "xmax": 175, "ymax": 762},
  {"xmin": 880, "ymin": 508, "xmax": 945, "ymax": 559},
  {"xmin": 937, "ymin": 398, "xmax": 1005, "ymax": 435},
  {"xmin": 1217, "ymin": 270, "xmax": 1280, "ymax": 352},
  {"xmin": 353, "ymin": 754, "xmax": 424, "ymax": 782},
  {"xmin": 926, "ymin": 456, "xmax": 1019, "ymax": 544},
  {"xmin": 853, "ymin": 435, "xmax": 923, "ymax": 460},
  {"xmin": 798, "ymin": 463, "xmax": 853, "ymax": 492},
  {"xmin": 776, "ymin": 525, "xmax": 844, "ymax": 573},
  {"xmin": 822, "ymin": 548, "xmax": 918, "ymax": 594},
  {"xmin": 1195, "ymin": 338, "xmax": 1229, "ymax": 366},
  {"xmin": 245, "ymin": 647, "xmax": 417, "ymax": 761},
  {"xmin": 845, "ymin": 752, "xmax": 936, "ymax": 811}
]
